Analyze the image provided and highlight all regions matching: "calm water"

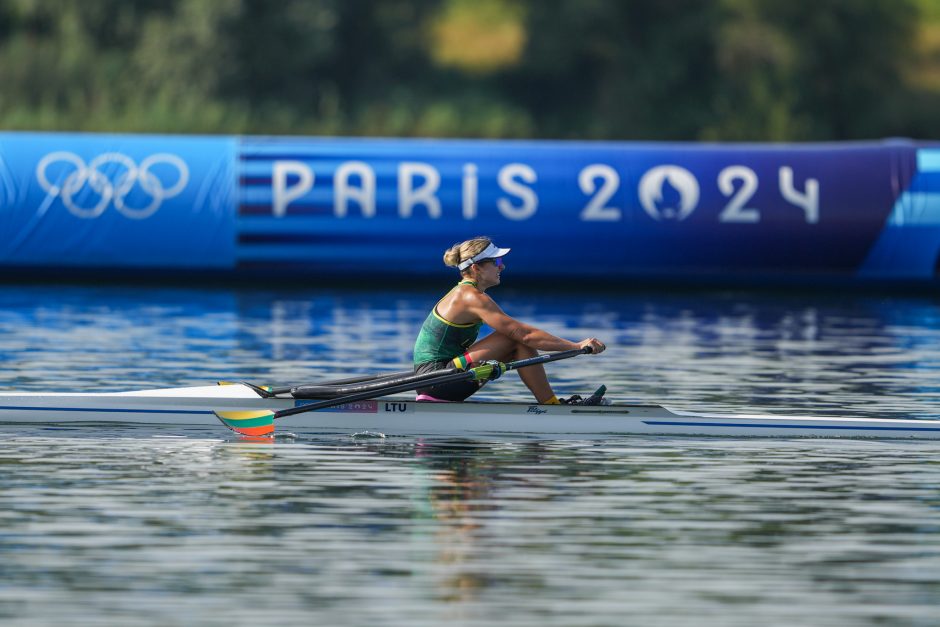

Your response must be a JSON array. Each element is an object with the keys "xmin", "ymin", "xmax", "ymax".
[{"xmin": 2, "ymin": 284, "xmax": 940, "ymax": 626}]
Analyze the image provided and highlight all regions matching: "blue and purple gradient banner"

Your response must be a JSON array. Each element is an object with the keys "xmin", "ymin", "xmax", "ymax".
[
  {"xmin": 238, "ymin": 136, "xmax": 927, "ymax": 281},
  {"xmin": 1, "ymin": 131, "xmax": 938, "ymax": 282}
]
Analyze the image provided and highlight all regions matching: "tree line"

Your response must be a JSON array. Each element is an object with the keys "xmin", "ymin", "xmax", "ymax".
[{"xmin": 0, "ymin": 0, "xmax": 937, "ymax": 141}]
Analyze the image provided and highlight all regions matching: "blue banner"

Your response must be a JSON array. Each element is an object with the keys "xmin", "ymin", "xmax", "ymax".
[
  {"xmin": 0, "ymin": 132, "xmax": 236, "ymax": 268},
  {"xmin": 238, "ymin": 137, "xmax": 922, "ymax": 281},
  {"xmin": 2, "ymin": 132, "xmax": 939, "ymax": 283}
]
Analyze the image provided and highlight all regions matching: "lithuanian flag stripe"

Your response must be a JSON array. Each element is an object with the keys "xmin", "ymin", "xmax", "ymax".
[
  {"xmin": 230, "ymin": 424, "xmax": 275, "ymax": 436},
  {"xmin": 215, "ymin": 410, "xmax": 276, "ymax": 435}
]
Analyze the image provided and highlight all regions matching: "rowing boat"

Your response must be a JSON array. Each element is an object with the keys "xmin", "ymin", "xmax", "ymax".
[{"xmin": 2, "ymin": 383, "xmax": 940, "ymax": 439}]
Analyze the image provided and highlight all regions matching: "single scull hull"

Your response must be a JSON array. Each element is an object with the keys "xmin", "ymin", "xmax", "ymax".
[{"xmin": 0, "ymin": 384, "xmax": 939, "ymax": 439}]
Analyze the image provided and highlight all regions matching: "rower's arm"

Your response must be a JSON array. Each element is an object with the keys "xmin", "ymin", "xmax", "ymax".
[{"xmin": 469, "ymin": 293, "xmax": 582, "ymax": 352}]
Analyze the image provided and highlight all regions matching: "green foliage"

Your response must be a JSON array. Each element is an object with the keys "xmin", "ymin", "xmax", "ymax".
[{"xmin": 0, "ymin": 0, "xmax": 936, "ymax": 140}]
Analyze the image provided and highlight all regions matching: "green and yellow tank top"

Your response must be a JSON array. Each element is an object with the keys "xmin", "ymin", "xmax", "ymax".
[{"xmin": 413, "ymin": 281, "xmax": 483, "ymax": 366}]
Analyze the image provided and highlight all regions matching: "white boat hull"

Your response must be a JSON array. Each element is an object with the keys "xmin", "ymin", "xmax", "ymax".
[{"xmin": 1, "ymin": 384, "xmax": 940, "ymax": 439}]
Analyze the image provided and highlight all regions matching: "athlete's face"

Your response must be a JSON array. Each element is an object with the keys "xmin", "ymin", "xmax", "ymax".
[{"xmin": 475, "ymin": 257, "xmax": 504, "ymax": 287}]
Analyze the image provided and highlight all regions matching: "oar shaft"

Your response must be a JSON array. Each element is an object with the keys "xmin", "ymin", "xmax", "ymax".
[
  {"xmin": 262, "ymin": 370, "xmax": 415, "ymax": 396},
  {"xmin": 275, "ymin": 368, "xmax": 476, "ymax": 418},
  {"xmin": 291, "ymin": 349, "xmax": 591, "ymax": 399},
  {"xmin": 509, "ymin": 347, "xmax": 591, "ymax": 369},
  {"xmin": 258, "ymin": 350, "xmax": 589, "ymax": 398},
  {"xmin": 291, "ymin": 367, "xmax": 457, "ymax": 399},
  {"xmin": 273, "ymin": 346, "xmax": 591, "ymax": 420}
]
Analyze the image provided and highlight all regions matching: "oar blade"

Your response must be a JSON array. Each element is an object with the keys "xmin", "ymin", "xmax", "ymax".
[{"xmin": 214, "ymin": 409, "xmax": 276, "ymax": 436}]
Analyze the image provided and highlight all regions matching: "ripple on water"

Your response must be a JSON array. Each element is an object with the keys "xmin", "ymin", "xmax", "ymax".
[
  {"xmin": 3, "ymin": 287, "xmax": 940, "ymax": 625},
  {"xmin": 2, "ymin": 432, "xmax": 940, "ymax": 626}
]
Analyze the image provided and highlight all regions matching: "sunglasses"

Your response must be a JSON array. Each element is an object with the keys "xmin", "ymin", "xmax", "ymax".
[{"xmin": 480, "ymin": 257, "xmax": 503, "ymax": 268}]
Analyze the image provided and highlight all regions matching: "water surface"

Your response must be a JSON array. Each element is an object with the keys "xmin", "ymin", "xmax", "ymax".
[{"xmin": 2, "ymin": 285, "xmax": 940, "ymax": 625}]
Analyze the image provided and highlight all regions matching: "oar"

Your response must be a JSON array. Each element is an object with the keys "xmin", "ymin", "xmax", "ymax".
[
  {"xmin": 222, "ymin": 370, "xmax": 416, "ymax": 399},
  {"xmin": 215, "ymin": 347, "xmax": 592, "ymax": 436},
  {"xmin": 290, "ymin": 367, "xmax": 465, "ymax": 399}
]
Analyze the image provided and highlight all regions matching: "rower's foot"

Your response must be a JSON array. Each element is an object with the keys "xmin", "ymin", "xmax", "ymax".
[{"xmin": 561, "ymin": 386, "xmax": 609, "ymax": 406}]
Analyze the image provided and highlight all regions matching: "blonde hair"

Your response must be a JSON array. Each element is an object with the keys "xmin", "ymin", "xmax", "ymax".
[{"xmin": 443, "ymin": 236, "xmax": 492, "ymax": 270}]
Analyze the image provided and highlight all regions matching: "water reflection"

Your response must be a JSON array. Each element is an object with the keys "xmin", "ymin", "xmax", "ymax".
[{"xmin": 3, "ymin": 429, "xmax": 940, "ymax": 625}]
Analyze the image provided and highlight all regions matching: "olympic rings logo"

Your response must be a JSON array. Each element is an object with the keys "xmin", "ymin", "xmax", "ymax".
[{"xmin": 35, "ymin": 151, "xmax": 189, "ymax": 219}]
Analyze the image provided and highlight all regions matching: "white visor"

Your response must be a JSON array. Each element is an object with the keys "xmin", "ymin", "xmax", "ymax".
[{"xmin": 457, "ymin": 242, "xmax": 511, "ymax": 270}]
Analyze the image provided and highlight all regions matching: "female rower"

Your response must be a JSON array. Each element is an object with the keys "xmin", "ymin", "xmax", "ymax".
[{"xmin": 412, "ymin": 236, "xmax": 606, "ymax": 404}]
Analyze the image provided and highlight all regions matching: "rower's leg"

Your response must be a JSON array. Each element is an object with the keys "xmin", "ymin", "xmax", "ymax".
[
  {"xmin": 466, "ymin": 334, "xmax": 557, "ymax": 403},
  {"xmin": 508, "ymin": 344, "xmax": 556, "ymax": 403}
]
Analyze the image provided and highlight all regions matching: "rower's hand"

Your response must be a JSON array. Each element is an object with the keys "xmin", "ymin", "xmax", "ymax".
[
  {"xmin": 579, "ymin": 338, "xmax": 606, "ymax": 355},
  {"xmin": 475, "ymin": 360, "xmax": 507, "ymax": 381}
]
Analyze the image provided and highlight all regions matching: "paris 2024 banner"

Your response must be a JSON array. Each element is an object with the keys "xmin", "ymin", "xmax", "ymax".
[{"xmin": 1, "ymin": 131, "xmax": 937, "ymax": 284}]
